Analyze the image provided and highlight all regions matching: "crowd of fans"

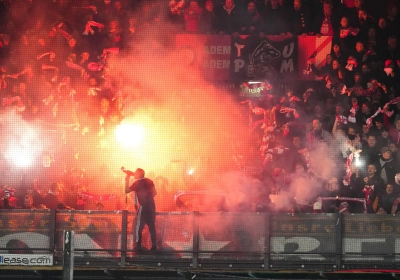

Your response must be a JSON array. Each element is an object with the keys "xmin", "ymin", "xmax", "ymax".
[
  {"xmin": 1, "ymin": 0, "xmax": 400, "ymax": 214},
  {"xmin": 227, "ymin": 0, "xmax": 400, "ymax": 214}
]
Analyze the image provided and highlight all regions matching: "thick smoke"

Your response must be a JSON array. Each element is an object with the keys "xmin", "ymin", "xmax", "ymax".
[
  {"xmin": 1, "ymin": 0, "xmax": 250, "ymax": 211},
  {"xmin": 0, "ymin": 0, "xmax": 342, "ymax": 214},
  {"xmin": 270, "ymin": 142, "xmax": 339, "ymax": 211},
  {"xmin": 101, "ymin": 35, "xmax": 248, "ymax": 210},
  {"xmin": 0, "ymin": 110, "xmax": 48, "ymax": 185}
]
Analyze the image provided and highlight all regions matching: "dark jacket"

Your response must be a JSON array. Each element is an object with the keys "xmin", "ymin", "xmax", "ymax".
[
  {"xmin": 313, "ymin": 11, "xmax": 341, "ymax": 35},
  {"xmin": 215, "ymin": 5, "xmax": 240, "ymax": 34},
  {"xmin": 289, "ymin": 5, "xmax": 313, "ymax": 35},
  {"xmin": 199, "ymin": 9, "xmax": 218, "ymax": 34},
  {"xmin": 128, "ymin": 178, "xmax": 157, "ymax": 210},
  {"xmin": 43, "ymin": 192, "xmax": 59, "ymax": 210},
  {"xmin": 374, "ymin": 157, "xmax": 399, "ymax": 185}
]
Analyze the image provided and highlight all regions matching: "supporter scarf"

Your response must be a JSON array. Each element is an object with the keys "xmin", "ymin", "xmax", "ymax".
[
  {"xmin": 336, "ymin": 115, "xmax": 348, "ymax": 125},
  {"xmin": 37, "ymin": 52, "xmax": 51, "ymax": 60},
  {"xmin": 66, "ymin": 61, "xmax": 84, "ymax": 71},
  {"xmin": 343, "ymin": 152, "xmax": 354, "ymax": 186},
  {"xmin": 101, "ymin": 48, "xmax": 120, "ymax": 62},
  {"xmin": 362, "ymin": 185, "xmax": 374, "ymax": 204},
  {"xmin": 88, "ymin": 87, "xmax": 101, "ymax": 96},
  {"xmin": 79, "ymin": 191, "xmax": 118, "ymax": 201},
  {"xmin": 345, "ymin": 58, "xmax": 357, "ymax": 71},
  {"xmin": 315, "ymin": 197, "xmax": 367, "ymax": 213},
  {"xmin": 263, "ymin": 153, "xmax": 273, "ymax": 166},
  {"xmin": 280, "ymin": 107, "xmax": 300, "ymax": 118},
  {"xmin": 82, "ymin": 5, "xmax": 97, "ymax": 14},
  {"xmin": 66, "ymin": 61, "xmax": 90, "ymax": 79},
  {"xmin": 87, "ymin": 62, "xmax": 106, "ymax": 71},
  {"xmin": 83, "ymin": 21, "xmax": 104, "ymax": 35},
  {"xmin": 392, "ymin": 197, "xmax": 400, "ymax": 213},
  {"xmin": 260, "ymin": 130, "xmax": 275, "ymax": 153},
  {"xmin": 266, "ymin": 147, "xmax": 289, "ymax": 154},
  {"xmin": 252, "ymin": 107, "xmax": 265, "ymax": 115},
  {"xmin": 2, "ymin": 96, "xmax": 21, "ymax": 106},
  {"xmin": 3, "ymin": 187, "xmax": 15, "ymax": 198},
  {"xmin": 347, "ymin": 116, "xmax": 356, "ymax": 123},
  {"xmin": 55, "ymin": 23, "xmax": 73, "ymax": 41},
  {"xmin": 339, "ymin": 202, "xmax": 349, "ymax": 213},
  {"xmin": 349, "ymin": 103, "xmax": 358, "ymax": 115},
  {"xmin": 366, "ymin": 97, "xmax": 400, "ymax": 128},
  {"xmin": 169, "ymin": 0, "xmax": 185, "ymax": 14}
]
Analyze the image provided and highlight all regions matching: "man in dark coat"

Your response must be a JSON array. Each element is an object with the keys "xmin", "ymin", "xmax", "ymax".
[{"xmin": 374, "ymin": 147, "xmax": 399, "ymax": 185}]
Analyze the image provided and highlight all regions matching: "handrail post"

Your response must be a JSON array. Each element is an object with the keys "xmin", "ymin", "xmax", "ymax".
[
  {"xmin": 120, "ymin": 210, "xmax": 128, "ymax": 267},
  {"xmin": 49, "ymin": 210, "xmax": 56, "ymax": 257},
  {"xmin": 192, "ymin": 211, "xmax": 199, "ymax": 269},
  {"xmin": 264, "ymin": 212, "xmax": 270, "ymax": 270},
  {"xmin": 335, "ymin": 213, "xmax": 342, "ymax": 271},
  {"xmin": 62, "ymin": 230, "xmax": 74, "ymax": 280}
]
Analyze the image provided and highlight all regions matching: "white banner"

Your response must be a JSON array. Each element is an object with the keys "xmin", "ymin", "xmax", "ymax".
[{"xmin": 0, "ymin": 254, "xmax": 53, "ymax": 266}]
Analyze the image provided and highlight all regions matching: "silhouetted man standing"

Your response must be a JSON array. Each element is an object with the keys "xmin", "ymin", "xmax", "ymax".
[{"xmin": 125, "ymin": 168, "xmax": 157, "ymax": 251}]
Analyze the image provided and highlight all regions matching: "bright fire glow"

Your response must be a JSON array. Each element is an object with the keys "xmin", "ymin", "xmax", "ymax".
[
  {"xmin": 6, "ymin": 147, "xmax": 34, "ymax": 167},
  {"xmin": 188, "ymin": 168, "xmax": 194, "ymax": 175},
  {"xmin": 4, "ymin": 128, "xmax": 41, "ymax": 168},
  {"xmin": 115, "ymin": 123, "xmax": 145, "ymax": 148}
]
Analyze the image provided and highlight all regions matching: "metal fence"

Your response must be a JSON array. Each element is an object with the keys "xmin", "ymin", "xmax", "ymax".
[{"xmin": 1, "ymin": 210, "xmax": 400, "ymax": 271}]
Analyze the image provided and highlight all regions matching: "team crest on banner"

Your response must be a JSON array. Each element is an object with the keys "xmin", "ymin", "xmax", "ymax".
[
  {"xmin": 298, "ymin": 36, "xmax": 333, "ymax": 80},
  {"xmin": 231, "ymin": 35, "xmax": 298, "ymax": 82}
]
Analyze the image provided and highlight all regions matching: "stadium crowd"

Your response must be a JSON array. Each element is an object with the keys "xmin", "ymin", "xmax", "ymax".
[{"xmin": 1, "ymin": 0, "xmax": 400, "ymax": 214}]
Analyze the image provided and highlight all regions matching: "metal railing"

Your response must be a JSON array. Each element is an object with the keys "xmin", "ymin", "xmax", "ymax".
[{"xmin": 0, "ymin": 210, "xmax": 399, "ymax": 271}]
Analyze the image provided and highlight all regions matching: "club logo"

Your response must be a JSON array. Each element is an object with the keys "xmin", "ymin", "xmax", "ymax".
[{"xmin": 245, "ymin": 40, "xmax": 281, "ymax": 79}]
